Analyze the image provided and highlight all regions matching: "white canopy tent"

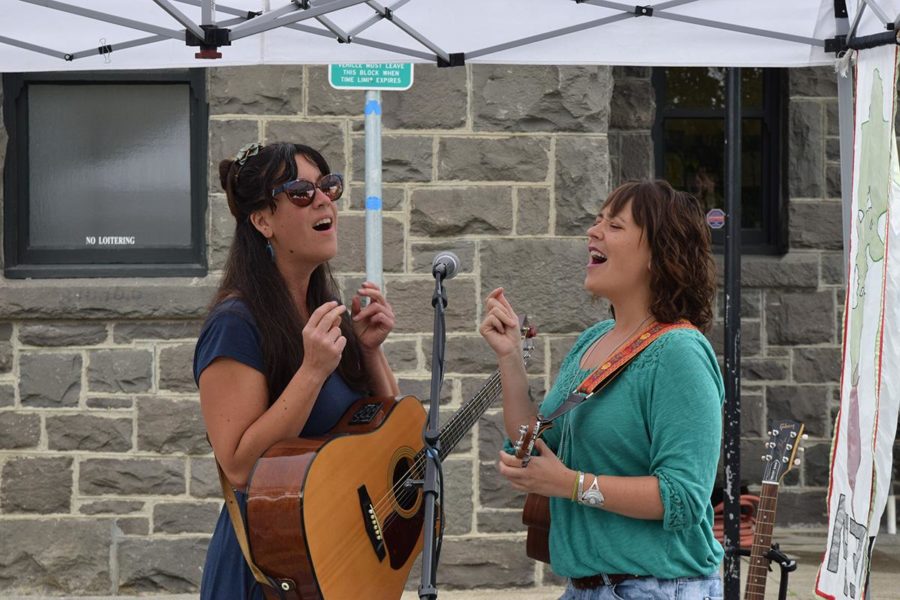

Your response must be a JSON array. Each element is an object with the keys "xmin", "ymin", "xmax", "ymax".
[{"xmin": 2, "ymin": 2, "xmax": 900, "ymax": 600}]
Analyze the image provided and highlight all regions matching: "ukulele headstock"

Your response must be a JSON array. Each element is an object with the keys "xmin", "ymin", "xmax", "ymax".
[
  {"xmin": 761, "ymin": 419, "xmax": 806, "ymax": 484},
  {"xmin": 513, "ymin": 416, "xmax": 554, "ymax": 462}
]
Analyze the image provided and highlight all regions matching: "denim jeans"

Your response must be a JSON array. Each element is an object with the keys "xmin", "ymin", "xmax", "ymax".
[{"xmin": 559, "ymin": 574, "xmax": 723, "ymax": 600}]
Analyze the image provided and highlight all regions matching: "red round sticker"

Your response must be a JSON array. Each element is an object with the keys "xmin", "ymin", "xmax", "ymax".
[{"xmin": 706, "ymin": 208, "xmax": 726, "ymax": 229}]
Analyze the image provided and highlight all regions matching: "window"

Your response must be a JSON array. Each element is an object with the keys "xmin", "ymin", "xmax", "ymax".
[
  {"xmin": 3, "ymin": 70, "xmax": 207, "ymax": 277},
  {"xmin": 653, "ymin": 68, "xmax": 787, "ymax": 252}
]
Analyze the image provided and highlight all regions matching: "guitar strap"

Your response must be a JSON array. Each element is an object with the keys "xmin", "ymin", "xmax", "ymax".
[{"xmin": 541, "ymin": 319, "xmax": 696, "ymax": 423}]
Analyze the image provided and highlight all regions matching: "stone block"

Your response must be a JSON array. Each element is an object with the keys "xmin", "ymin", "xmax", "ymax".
[
  {"xmin": 825, "ymin": 136, "xmax": 841, "ymax": 162},
  {"xmin": 153, "ymin": 501, "xmax": 221, "ymax": 533},
  {"xmin": 789, "ymin": 200, "xmax": 843, "ymax": 249},
  {"xmin": 0, "ymin": 411, "xmax": 41, "ymax": 449},
  {"xmin": 443, "ymin": 459, "xmax": 473, "ymax": 535},
  {"xmin": 789, "ymin": 66, "xmax": 838, "ymax": 98},
  {"xmin": 18, "ymin": 322, "xmax": 107, "ymax": 346},
  {"xmin": 190, "ymin": 457, "xmax": 222, "ymax": 499},
  {"xmin": 397, "ymin": 378, "xmax": 453, "ymax": 405},
  {"xmin": 0, "ymin": 519, "xmax": 112, "ymax": 594},
  {"xmin": 330, "ymin": 214, "xmax": 404, "ymax": 273},
  {"xmin": 0, "ymin": 323, "xmax": 10, "ymax": 341},
  {"xmin": 826, "ymin": 162, "xmax": 842, "ymax": 199},
  {"xmin": 352, "ymin": 136, "xmax": 433, "ymax": 186},
  {"xmin": 46, "ymin": 414, "xmax": 132, "ymax": 452},
  {"xmin": 767, "ymin": 385, "xmax": 831, "ymax": 437},
  {"xmin": 114, "ymin": 320, "xmax": 202, "ymax": 343},
  {"xmin": 788, "ymin": 101, "xmax": 825, "ymax": 198},
  {"xmin": 619, "ymin": 132, "xmax": 653, "ymax": 180},
  {"xmin": 610, "ymin": 77, "xmax": 656, "ymax": 129},
  {"xmin": 265, "ymin": 120, "xmax": 347, "ymax": 177},
  {"xmin": 19, "ymin": 352, "xmax": 81, "ymax": 407},
  {"xmin": 382, "ymin": 338, "xmax": 419, "ymax": 372},
  {"xmin": 825, "ymin": 99, "xmax": 839, "ymax": 136},
  {"xmin": 387, "ymin": 278, "xmax": 477, "ymax": 334},
  {"xmin": 706, "ymin": 319, "xmax": 761, "ymax": 356},
  {"xmin": 117, "ymin": 538, "xmax": 207, "ymax": 593},
  {"xmin": 477, "ymin": 510, "xmax": 526, "ymax": 534},
  {"xmin": 741, "ymin": 391, "xmax": 766, "ymax": 438},
  {"xmin": 775, "ymin": 490, "xmax": 828, "ymax": 526},
  {"xmin": 79, "ymin": 458, "xmax": 185, "ymax": 496},
  {"xmin": 438, "ymin": 137, "xmax": 550, "ymax": 182},
  {"xmin": 821, "ymin": 251, "xmax": 847, "ymax": 285},
  {"xmin": 716, "ymin": 289, "xmax": 761, "ymax": 319},
  {"xmin": 0, "ymin": 281, "xmax": 217, "ymax": 320},
  {"xmin": 88, "ymin": 348, "xmax": 152, "ymax": 393},
  {"xmin": 410, "ymin": 241, "xmax": 476, "ymax": 276},
  {"xmin": 79, "ymin": 500, "xmax": 145, "ymax": 515},
  {"xmin": 382, "ymin": 65, "xmax": 467, "ymax": 130},
  {"xmin": 208, "ymin": 192, "xmax": 235, "ymax": 271},
  {"xmin": 0, "ymin": 383, "xmax": 14, "ymax": 407},
  {"xmin": 555, "ymin": 136, "xmax": 610, "ymax": 235},
  {"xmin": 479, "ymin": 461, "xmax": 526, "ymax": 509},
  {"xmin": 1, "ymin": 457, "xmax": 73, "ymax": 513},
  {"xmin": 86, "ymin": 396, "xmax": 133, "ymax": 409},
  {"xmin": 431, "ymin": 336, "xmax": 544, "ymax": 376},
  {"xmin": 481, "ymin": 239, "xmax": 600, "ymax": 334},
  {"xmin": 741, "ymin": 358, "xmax": 789, "ymax": 382},
  {"xmin": 435, "ymin": 537, "xmax": 536, "ymax": 589},
  {"xmin": 209, "ymin": 66, "xmax": 304, "ymax": 115},
  {"xmin": 803, "ymin": 442, "xmax": 832, "ymax": 487},
  {"xmin": 208, "ymin": 119, "xmax": 259, "ymax": 190},
  {"xmin": 739, "ymin": 254, "xmax": 819, "ymax": 289},
  {"xmin": 793, "ymin": 346, "xmax": 842, "ymax": 384},
  {"xmin": 441, "ymin": 408, "xmax": 473, "ymax": 456},
  {"xmin": 410, "ymin": 187, "xmax": 512, "ymax": 236},
  {"xmin": 0, "ymin": 341, "xmax": 10, "ymax": 373},
  {"xmin": 137, "ymin": 397, "xmax": 208, "ymax": 455},
  {"xmin": 766, "ymin": 291, "xmax": 835, "ymax": 345},
  {"xmin": 517, "ymin": 187, "xmax": 551, "ymax": 235},
  {"xmin": 116, "ymin": 517, "xmax": 150, "ymax": 536},
  {"xmin": 159, "ymin": 343, "xmax": 197, "ymax": 392},
  {"xmin": 347, "ymin": 184, "xmax": 404, "ymax": 211},
  {"xmin": 472, "ymin": 65, "xmax": 612, "ymax": 133},
  {"xmin": 477, "ymin": 411, "xmax": 508, "ymax": 463},
  {"xmin": 307, "ymin": 66, "xmax": 364, "ymax": 116}
]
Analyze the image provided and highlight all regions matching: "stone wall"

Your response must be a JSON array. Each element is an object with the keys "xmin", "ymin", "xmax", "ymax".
[{"xmin": 0, "ymin": 64, "xmax": 881, "ymax": 595}]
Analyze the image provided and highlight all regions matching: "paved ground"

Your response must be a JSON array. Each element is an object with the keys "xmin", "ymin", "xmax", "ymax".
[{"xmin": 5, "ymin": 532, "xmax": 898, "ymax": 600}]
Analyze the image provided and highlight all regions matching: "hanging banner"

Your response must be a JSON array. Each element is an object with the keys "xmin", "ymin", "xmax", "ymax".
[{"xmin": 816, "ymin": 45, "xmax": 900, "ymax": 600}]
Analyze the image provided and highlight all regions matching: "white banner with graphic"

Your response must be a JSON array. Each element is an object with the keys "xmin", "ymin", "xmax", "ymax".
[{"xmin": 816, "ymin": 45, "xmax": 900, "ymax": 600}]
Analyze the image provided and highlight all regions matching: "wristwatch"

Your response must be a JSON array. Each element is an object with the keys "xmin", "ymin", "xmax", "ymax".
[{"xmin": 579, "ymin": 475, "xmax": 605, "ymax": 507}]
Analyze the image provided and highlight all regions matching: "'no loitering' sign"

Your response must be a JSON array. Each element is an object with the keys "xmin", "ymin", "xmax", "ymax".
[{"xmin": 328, "ymin": 63, "xmax": 414, "ymax": 90}]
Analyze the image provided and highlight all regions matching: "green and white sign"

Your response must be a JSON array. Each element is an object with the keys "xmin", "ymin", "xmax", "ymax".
[{"xmin": 328, "ymin": 63, "xmax": 414, "ymax": 90}]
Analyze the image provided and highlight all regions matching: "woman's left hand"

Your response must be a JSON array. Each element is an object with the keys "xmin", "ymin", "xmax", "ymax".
[
  {"xmin": 497, "ymin": 439, "xmax": 575, "ymax": 499},
  {"xmin": 351, "ymin": 282, "xmax": 395, "ymax": 351}
]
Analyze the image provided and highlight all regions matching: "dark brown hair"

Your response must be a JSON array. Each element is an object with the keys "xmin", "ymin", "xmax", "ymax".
[
  {"xmin": 214, "ymin": 142, "xmax": 368, "ymax": 403},
  {"xmin": 603, "ymin": 179, "xmax": 716, "ymax": 331}
]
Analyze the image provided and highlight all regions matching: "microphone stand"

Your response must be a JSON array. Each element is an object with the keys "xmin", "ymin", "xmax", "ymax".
[{"xmin": 418, "ymin": 269, "xmax": 448, "ymax": 600}]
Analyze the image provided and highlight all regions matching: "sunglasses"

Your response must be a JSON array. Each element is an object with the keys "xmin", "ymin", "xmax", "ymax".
[{"xmin": 271, "ymin": 173, "xmax": 344, "ymax": 207}]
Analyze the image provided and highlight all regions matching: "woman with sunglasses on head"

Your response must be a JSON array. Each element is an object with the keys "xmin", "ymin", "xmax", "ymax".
[
  {"xmin": 480, "ymin": 180, "xmax": 724, "ymax": 599},
  {"xmin": 194, "ymin": 142, "xmax": 399, "ymax": 599}
]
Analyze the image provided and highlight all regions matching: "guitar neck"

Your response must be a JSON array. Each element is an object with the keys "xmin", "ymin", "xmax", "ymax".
[
  {"xmin": 437, "ymin": 369, "xmax": 504, "ymax": 460},
  {"xmin": 744, "ymin": 481, "xmax": 779, "ymax": 600}
]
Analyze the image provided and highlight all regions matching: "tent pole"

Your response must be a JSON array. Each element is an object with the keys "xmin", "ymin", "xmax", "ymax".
[
  {"xmin": 723, "ymin": 66, "xmax": 743, "ymax": 600},
  {"xmin": 835, "ymin": 4, "xmax": 853, "ymax": 276},
  {"xmin": 365, "ymin": 90, "xmax": 384, "ymax": 292}
]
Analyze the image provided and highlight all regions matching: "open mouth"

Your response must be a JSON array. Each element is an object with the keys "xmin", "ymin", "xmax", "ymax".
[
  {"xmin": 313, "ymin": 217, "xmax": 333, "ymax": 232},
  {"xmin": 589, "ymin": 249, "xmax": 608, "ymax": 265}
]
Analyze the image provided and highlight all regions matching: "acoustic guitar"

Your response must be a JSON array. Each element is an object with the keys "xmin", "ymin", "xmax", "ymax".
[
  {"xmin": 245, "ymin": 319, "xmax": 536, "ymax": 599},
  {"xmin": 744, "ymin": 420, "xmax": 805, "ymax": 600}
]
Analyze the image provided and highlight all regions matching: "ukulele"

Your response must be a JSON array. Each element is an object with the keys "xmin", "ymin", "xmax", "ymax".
[
  {"xmin": 744, "ymin": 420, "xmax": 806, "ymax": 600},
  {"xmin": 512, "ymin": 415, "xmax": 555, "ymax": 563}
]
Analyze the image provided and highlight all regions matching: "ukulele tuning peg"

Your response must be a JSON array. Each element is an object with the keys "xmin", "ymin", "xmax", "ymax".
[
  {"xmin": 761, "ymin": 455, "xmax": 767, "ymax": 461},
  {"xmin": 518, "ymin": 424, "xmax": 528, "ymax": 434}
]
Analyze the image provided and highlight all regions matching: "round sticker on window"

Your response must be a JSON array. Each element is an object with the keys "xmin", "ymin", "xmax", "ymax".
[{"xmin": 706, "ymin": 208, "xmax": 726, "ymax": 230}]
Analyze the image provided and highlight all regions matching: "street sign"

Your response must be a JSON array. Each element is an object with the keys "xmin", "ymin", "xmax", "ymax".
[
  {"xmin": 328, "ymin": 63, "xmax": 414, "ymax": 90},
  {"xmin": 706, "ymin": 208, "xmax": 726, "ymax": 229}
]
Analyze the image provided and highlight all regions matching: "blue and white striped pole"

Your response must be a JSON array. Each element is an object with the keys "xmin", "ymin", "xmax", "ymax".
[{"xmin": 364, "ymin": 90, "xmax": 383, "ymax": 291}]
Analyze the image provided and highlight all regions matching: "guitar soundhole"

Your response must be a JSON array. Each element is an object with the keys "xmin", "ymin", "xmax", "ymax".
[{"xmin": 392, "ymin": 457, "xmax": 419, "ymax": 512}]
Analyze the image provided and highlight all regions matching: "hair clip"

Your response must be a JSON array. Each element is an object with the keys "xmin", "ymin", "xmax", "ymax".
[{"xmin": 235, "ymin": 142, "xmax": 262, "ymax": 166}]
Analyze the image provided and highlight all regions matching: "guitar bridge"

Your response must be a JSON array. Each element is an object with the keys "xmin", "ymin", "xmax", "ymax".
[{"xmin": 357, "ymin": 486, "xmax": 386, "ymax": 562}]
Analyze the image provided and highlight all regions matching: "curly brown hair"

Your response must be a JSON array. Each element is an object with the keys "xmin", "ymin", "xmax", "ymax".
[{"xmin": 603, "ymin": 179, "xmax": 716, "ymax": 332}]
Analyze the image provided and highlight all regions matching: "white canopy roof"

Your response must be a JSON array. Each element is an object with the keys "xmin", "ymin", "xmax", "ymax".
[{"xmin": 0, "ymin": 0, "xmax": 897, "ymax": 72}]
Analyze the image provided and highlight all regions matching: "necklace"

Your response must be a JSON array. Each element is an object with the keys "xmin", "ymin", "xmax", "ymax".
[{"xmin": 580, "ymin": 313, "xmax": 654, "ymax": 370}]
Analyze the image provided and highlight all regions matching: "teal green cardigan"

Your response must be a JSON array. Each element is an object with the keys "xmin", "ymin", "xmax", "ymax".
[{"xmin": 525, "ymin": 320, "xmax": 724, "ymax": 579}]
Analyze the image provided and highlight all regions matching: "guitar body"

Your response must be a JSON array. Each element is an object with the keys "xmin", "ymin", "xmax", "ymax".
[
  {"xmin": 246, "ymin": 395, "xmax": 428, "ymax": 600},
  {"xmin": 522, "ymin": 493, "xmax": 551, "ymax": 564}
]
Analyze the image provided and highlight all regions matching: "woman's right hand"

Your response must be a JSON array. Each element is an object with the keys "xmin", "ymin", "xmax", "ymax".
[
  {"xmin": 479, "ymin": 288, "xmax": 522, "ymax": 359},
  {"xmin": 301, "ymin": 301, "xmax": 348, "ymax": 377}
]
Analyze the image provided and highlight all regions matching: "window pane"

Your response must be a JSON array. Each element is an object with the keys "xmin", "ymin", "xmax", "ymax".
[
  {"xmin": 28, "ymin": 84, "xmax": 192, "ymax": 250},
  {"xmin": 663, "ymin": 68, "xmax": 763, "ymax": 111},
  {"xmin": 661, "ymin": 118, "xmax": 763, "ymax": 229}
]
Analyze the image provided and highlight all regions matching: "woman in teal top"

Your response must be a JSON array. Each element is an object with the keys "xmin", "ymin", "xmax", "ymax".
[{"xmin": 480, "ymin": 179, "xmax": 724, "ymax": 599}]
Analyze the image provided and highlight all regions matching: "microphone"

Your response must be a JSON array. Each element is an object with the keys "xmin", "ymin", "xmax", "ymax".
[{"xmin": 432, "ymin": 251, "xmax": 460, "ymax": 281}]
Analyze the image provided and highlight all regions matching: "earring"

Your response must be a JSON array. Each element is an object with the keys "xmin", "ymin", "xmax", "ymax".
[{"xmin": 265, "ymin": 240, "xmax": 275, "ymax": 261}]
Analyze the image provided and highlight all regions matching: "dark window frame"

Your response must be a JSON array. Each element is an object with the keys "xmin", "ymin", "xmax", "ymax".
[
  {"xmin": 652, "ymin": 68, "xmax": 789, "ymax": 254},
  {"xmin": 2, "ymin": 69, "xmax": 208, "ymax": 278}
]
